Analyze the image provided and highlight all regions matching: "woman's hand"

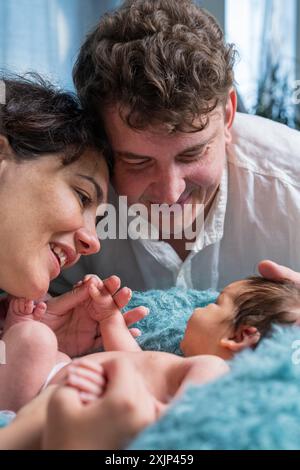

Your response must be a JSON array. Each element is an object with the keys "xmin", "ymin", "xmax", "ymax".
[
  {"xmin": 0, "ymin": 385, "xmax": 57, "ymax": 450},
  {"xmin": 41, "ymin": 276, "xmax": 148, "ymax": 357},
  {"xmin": 258, "ymin": 260, "xmax": 300, "ymax": 285}
]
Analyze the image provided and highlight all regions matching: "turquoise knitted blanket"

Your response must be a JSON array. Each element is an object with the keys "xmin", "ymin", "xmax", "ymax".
[
  {"xmin": 125, "ymin": 287, "xmax": 219, "ymax": 354},
  {"xmin": 124, "ymin": 288, "xmax": 300, "ymax": 450}
]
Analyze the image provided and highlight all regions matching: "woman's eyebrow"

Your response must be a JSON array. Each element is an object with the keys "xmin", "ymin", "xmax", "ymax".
[{"xmin": 76, "ymin": 174, "xmax": 103, "ymax": 203}]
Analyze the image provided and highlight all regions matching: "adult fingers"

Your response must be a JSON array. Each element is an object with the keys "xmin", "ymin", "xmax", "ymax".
[
  {"xmin": 258, "ymin": 260, "xmax": 300, "ymax": 285},
  {"xmin": 46, "ymin": 283, "xmax": 91, "ymax": 315},
  {"xmin": 123, "ymin": 307, "xmax": 149, "ymax": 327}
]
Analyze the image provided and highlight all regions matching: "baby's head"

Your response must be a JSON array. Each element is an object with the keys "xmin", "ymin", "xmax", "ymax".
[{"xmin": 181, "ymin": 276, "xmax": 300, "ymax": 359}]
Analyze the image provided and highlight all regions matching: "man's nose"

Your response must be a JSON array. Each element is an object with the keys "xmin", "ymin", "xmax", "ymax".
[
  {"xmin": 74, "ymin": 227, "xmax": 100, "ymax": 255},
  {"xmin": 152, "ymin": 168, "xmax": 186, "ymax": 204}
]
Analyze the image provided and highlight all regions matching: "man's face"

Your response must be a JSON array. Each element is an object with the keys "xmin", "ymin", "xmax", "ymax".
[{"xmin": 103, "ymin": 93, "xmax": 236, "ymax": 229}]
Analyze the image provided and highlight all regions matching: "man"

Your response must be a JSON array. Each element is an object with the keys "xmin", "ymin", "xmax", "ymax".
[{"xmin": 52, "ymin": 0, "xmax": 300, "ymax": 294}]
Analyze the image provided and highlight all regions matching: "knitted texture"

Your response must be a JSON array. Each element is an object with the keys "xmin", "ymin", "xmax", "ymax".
[{"xmin": 124, "ymin": 287, "xmax": 218, "ymax": 355}]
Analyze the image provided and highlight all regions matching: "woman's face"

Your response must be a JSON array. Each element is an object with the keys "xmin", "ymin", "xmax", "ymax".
[{"xmin": 0, "ymin": 147, "xmax": 108, "ymax": 299}]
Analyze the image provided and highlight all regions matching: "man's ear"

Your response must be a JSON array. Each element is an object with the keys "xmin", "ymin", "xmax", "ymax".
[
  {"xmin": 220, "ymin": 326, "xmax": 261, "ymax": 354},
  {"xmin": 224, "ymin": 88, "xmax": 237, "ymax": 144}
]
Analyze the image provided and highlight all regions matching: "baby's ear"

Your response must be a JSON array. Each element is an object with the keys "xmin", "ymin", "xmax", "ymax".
[{"xmin": 220, "ymin": 326, "xmax": 261, "ymax": 354}]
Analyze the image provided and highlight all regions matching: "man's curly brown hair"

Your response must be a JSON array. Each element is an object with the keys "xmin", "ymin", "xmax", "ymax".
[{"xmin": 73, "ymin": 0, "xmax": 237, "ymax": 133}]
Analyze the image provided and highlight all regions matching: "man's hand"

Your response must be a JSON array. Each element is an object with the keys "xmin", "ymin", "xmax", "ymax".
[
  {"xmin": 41, "ymin": 276, "xmax": 148, "ymax": 357},
  {"xmin": 258, "ymin": 260, "xmax": 300, "ymax": 286}
]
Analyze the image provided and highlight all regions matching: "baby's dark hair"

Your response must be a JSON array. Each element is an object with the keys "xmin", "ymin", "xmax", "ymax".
[
  {"xmin": 232, "ymin": 276, "xmax": 300, "ymax": 345},
  {"xmin": 0, "ymin": 73, "xmax": 111, "ymax": 166}
]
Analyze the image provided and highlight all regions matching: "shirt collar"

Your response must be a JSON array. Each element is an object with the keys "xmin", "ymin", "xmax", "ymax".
[{"xmin": 192, "ymin": 160, "xmax": 228, "ymax": 252}]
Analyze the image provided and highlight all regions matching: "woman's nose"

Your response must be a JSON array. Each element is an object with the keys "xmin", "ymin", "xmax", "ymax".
[{"xmin": 75, "ymin": 227, "xmax": 100, "ymax": 255}]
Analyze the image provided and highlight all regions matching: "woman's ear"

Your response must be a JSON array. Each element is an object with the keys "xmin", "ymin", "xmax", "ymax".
[
  {"xmin": 220, "ymin": 326, "xmax": 261, "ymax": 354},
  {"xmin": 0, "ymin": 135, "xmax": 11, "ymax": 160}
]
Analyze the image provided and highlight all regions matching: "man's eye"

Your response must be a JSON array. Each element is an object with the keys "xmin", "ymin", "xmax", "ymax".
[{"xmin": 179, "ymin": 147, "xmax": 210, "ymax": 163}]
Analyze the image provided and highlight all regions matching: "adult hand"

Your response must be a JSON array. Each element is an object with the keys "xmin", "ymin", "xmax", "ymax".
[
  {"xmin": 258, "ymin": 260, "xmax": 300, "ymax": 285},
  {"xmin": 43, "ymin": 358, "xmax": 159, "ymax": 450},
  {"xmin": 41, "ymin": 276, "xmax": 148, "ymax": 357},
  {"xmin": 0, "ymin": 385, "xmax": 57, "ymax": 450}
]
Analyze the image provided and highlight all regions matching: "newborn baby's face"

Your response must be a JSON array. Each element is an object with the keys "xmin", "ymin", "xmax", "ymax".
[{"xmin": 181, "ymin": 280, "xmax": 247, "ymax": 358}]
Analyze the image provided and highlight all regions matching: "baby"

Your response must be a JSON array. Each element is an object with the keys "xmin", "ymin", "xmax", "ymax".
[
  {"xmin": 0, "ymin": 275, "xmax": 147, "ymax": 411},
  {"xmin": 2, "ymin": 275, "xmax": 300, "ymax": 414}
]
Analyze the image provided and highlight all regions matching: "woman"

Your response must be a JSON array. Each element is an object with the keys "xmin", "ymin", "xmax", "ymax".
[{"xmin": 0, "ymin": 75, "xmax": 155, "ymax": 449}]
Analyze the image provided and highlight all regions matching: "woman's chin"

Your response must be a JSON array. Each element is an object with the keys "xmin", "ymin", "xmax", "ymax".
[{"xmin": 21, "ymin": 275, "xmax": 50, "ymax": 300}]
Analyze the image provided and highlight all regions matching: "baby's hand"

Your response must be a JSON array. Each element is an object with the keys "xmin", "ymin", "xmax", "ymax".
[
  {"xmin": 3, "ymin": 297, "xmax": 47, "ymax": 333},
  {"xmin": 76, "ymin": 275, "xmax": 132, "ymax": 323},
  {"xmin": 59, "ymin": 358, "xmax": 106, "ymax": 403}
]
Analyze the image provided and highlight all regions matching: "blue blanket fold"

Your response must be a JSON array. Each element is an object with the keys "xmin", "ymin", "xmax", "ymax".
[{"xmin": 124, "ymin": 288, "xmax": 300, "ymax": 450}]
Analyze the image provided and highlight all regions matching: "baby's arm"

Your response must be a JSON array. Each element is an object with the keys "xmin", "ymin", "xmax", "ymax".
[
  {"xmin": 89, "ymin": 282, "xmax": 142, "ymax": 352},
  {"xmin": 174, "ymin": 355, "xmax": 230, "ymax": 399}
]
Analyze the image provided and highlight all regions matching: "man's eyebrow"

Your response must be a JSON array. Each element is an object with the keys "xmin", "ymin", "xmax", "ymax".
[
  {"xmin": 114, "ymin": 130, "xmax": 219, "ymax": 160},
  {"xmin": 76, "ymin": 174, "xmax": 103, "ymax": 203},
  {"xmin": 114, "ymin": 151, "xmax": 152, "ymax": 160},
  {"xmin": 177, "ymin": 130, "xmax": 219, "ymax": 156}
]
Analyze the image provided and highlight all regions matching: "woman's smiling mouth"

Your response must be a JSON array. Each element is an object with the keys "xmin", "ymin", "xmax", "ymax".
[
  {"xmin": 50, "ymin": 243, "xmax": 68, "ymax": 269},
  {"xmin": 49, "ymin": 243, "xmax": 78, "ymax": 273}
]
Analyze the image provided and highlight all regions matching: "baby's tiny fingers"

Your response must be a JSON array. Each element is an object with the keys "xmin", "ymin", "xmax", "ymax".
[
  {"xmin": 18, "ymin": 298, "xmax": 26, "ymax": 314},
  {"xmin": 79, "ymin": 392, "xmax": 101, "ymax": 403},
  {"xmin": 103, "ymin": 275, "xmax": 121, "ymax": 296},
  {"xmin": 113, "ymin": 287, "xmax": 132, "ymax": 310},
  {"xmin": 33, "ymin": 302, "xmax": 47, "ymax": 321},
  {"xmin": 72, "ymin": 358, "xmax": 104, "ymax": 374},
  {"xmin": 67, "ymin": 373, "xmax": 104, "ymax": 396},
  {"xmin": 24, "ymin": 299, "xmax": 34, "ymax": 315},
  {"xmin": 68, "ymin": 364, "xmax": 106, "ymax": 387},
  {"xmin": 84, "ymin": 274, "xmax": 103, "ymax": 289},
  {"xmin": 88, "ymin": 282, "xmax": 102, "ymax": 301}
]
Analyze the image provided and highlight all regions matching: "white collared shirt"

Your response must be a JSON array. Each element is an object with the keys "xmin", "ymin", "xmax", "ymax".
[{"xmin": 51, "ymin": 113, "xmax": 300, "ymax": 294}]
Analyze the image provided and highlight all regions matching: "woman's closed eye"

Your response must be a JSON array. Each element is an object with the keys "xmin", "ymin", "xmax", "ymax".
[{"xmin": 75, "ymin": 188, "xmax": 93, "ymax": 208}]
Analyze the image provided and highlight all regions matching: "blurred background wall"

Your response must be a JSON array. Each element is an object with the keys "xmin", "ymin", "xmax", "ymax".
[{"xmin": 0, "ymin": 0, "xmax": 299, "ymax": 128}]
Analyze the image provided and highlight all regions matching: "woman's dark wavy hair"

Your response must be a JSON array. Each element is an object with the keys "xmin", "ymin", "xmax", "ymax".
[
  {"xmin": 0, "ymin": 72, "xmax": 110, "ymax": 166},
  {"xmin": 73, "ymin": 0, "xmax": 237, "ymax": 133}
]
